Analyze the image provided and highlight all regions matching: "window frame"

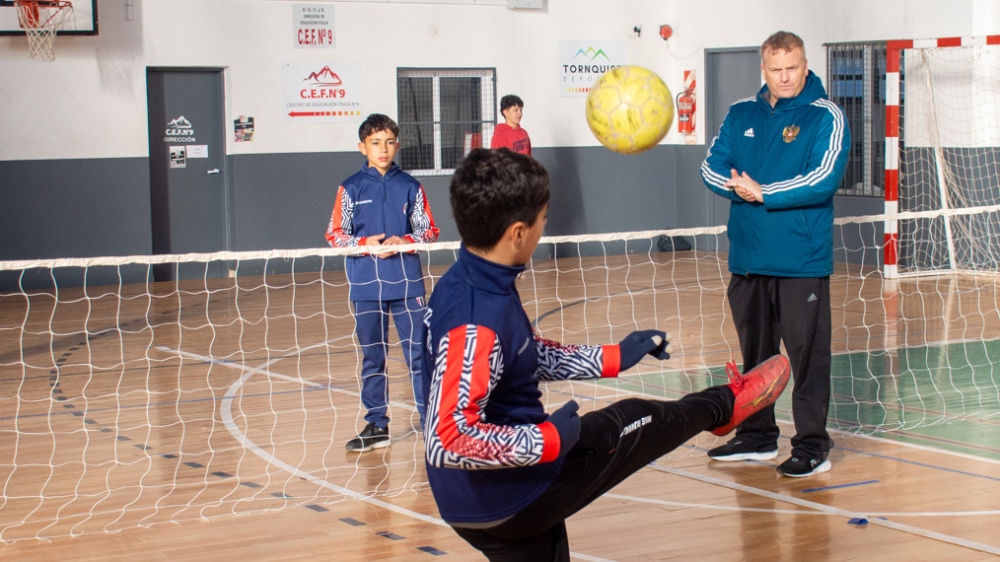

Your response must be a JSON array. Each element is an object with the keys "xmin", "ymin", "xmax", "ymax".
[
  {"xmin": 396, "ymin": 67, "xmax": 497, "ymax": 177},
  {"xmin": 825, "ymin": 41, "xmax": 888, "ymax": 197}
]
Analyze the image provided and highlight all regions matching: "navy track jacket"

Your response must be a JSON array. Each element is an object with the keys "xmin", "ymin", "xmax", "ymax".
[
  {"xmin": 421, "ymin": 246, "xmax": 623, "ymax": 524},
  {"xmin": 326, "ymin": 161, "xmax": 439, "ymax": 301}
]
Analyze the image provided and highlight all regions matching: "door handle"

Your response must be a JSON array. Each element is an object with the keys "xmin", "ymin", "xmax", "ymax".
[{"xmin": 207, "ymin": 168, "xmax": 220, "ymax": 175}]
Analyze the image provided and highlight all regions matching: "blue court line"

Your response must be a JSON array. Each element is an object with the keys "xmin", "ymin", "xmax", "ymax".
[
  {"xmin": 834, "ymin": 442, "xmax": 1000, "ymax": 483},
  {"xmin": 850, "ymin": 425, "xmax": 1000, "ymax": 457},
  {"xmin": 376, "ymin": 531, "xmax": 405, "ymax": 541},
  {"xmin": 801, "ymin": 479, "xmax": 879, "ymax": 493}
]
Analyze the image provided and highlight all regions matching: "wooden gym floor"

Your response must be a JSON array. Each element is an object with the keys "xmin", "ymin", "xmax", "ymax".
[{"xmin": 1, "ymin": 252, "xmax": 999, "ymax": 561}]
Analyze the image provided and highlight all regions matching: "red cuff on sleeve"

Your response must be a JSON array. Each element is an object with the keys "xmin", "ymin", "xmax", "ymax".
[
  {"xmin": 403, "ymin": 235, "xmax": 417, "ymax": 253},
  {"xmin": 538, "ymin": 421, "xmax": 560, "ymax": 463},
  {"xmin": 601, "ymin": 344, "xmax": 621, "ymax": 378}
]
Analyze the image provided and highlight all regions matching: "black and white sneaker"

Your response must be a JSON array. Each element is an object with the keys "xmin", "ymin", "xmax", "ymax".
[
  {"xmin": 345, "ymin": 423, "xmax": 390, "ymax": 452},
  {"xmin": 776, "ymin": 455, "xmax": 831, "ymax": 477},
  {"xmin": 707, "ymin": 438, "xmax": 778, "ymax": 462}
]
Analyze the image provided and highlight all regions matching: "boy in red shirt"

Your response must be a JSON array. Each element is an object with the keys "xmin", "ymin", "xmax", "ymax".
[{"xmin": 490, "ymin": 94, "xmax": 531, "ymax": 155}]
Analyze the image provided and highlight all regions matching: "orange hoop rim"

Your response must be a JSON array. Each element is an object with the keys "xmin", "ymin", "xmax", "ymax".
[
  {"xmin": 14, "ymin": 0, "xmax": 73, "ymax": 30},
  {"xmin": 13, "ymin": 0, "xmax": 73, "ymax": 7}
]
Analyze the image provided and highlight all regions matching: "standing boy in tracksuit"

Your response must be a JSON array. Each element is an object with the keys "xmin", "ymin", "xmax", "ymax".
[{"xmin": 326, "ymin": 113, "xmax": 440, "ymax": 452}]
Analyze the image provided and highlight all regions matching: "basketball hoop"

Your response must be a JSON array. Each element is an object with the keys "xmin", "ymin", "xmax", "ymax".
[{"xmin": 14, "ymin": 0, "xmax": 74, "ymax": 62}]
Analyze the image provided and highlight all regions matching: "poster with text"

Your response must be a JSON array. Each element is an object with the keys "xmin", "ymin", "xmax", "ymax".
[
  {"xmin": 234, "ymin": 116, "xmax": 255, "ymax": 142},
  {"xmin": 283, "ymin": 61, "xmax": 362, "ymax": 123},
  {"xmin": 292, "ymin": 3, "xmax": 335, "ymax": 48},
  {"xmin": 558, "ymin": 40, "xmax": 625, "ymax": 98}
]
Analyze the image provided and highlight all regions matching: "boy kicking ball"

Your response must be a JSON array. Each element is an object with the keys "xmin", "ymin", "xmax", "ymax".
[{"xmin": 420, "ymin": 147, "xmax": 791, "ymax": 561}]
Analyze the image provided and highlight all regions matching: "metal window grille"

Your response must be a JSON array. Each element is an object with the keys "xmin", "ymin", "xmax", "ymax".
[
  {"xmin": 826, "ymin": 42, "xmax": 887, "ymax": 196},
  {"xmin": 396, "ymin": 68, "xmax": 496, "ymax": 176}
]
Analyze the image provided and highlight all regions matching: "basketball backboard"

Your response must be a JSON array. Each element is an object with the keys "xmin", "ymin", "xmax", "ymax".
[{"xmin": 0, "ymin": 0, "xmax": 97, "ymax": 35}]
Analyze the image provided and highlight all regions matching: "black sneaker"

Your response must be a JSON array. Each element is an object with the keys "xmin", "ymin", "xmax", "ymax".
[
  {"xmin": 345, "ymin": 423, "xmax": 390, "ymax": 452},
  {"xmin": 776, "ymin": 455, "xmax": 831, "ymax": 477},
  {"xmin": 707, "ymin": 439, "xmax": 778, "ymax": 462}
]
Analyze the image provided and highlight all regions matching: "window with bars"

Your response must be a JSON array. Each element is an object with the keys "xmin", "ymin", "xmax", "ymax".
[
  {"xmin": 396, "ymin": 68, "xmax": 496, "ymax": 176},
  {"xmin": 826, "ymin": 42, "xmax": 887, "ymax": 197}
]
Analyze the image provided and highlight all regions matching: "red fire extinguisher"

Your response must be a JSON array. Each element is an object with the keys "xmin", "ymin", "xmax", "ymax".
[{"xmin": 676, "ymin": 88, "xmax": 695, "ymax": 134}]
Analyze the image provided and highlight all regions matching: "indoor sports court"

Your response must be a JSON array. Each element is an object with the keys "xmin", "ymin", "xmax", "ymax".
[{"xmin": 2, "ymin": 1, "xmax": 1000, "ymax": 560}]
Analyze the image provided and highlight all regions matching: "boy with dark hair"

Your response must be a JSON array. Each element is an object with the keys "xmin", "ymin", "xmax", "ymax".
[
  {"xmin": 490, "ymin": 94, "xmax": 531, "ymax": 155},
  {"xmin": 421, "ymin": 147, "xmax": 791, "ymax": 560},
  {"xmin": 326, "ymin": 113, "xmax": 440, "ymax": 452}
]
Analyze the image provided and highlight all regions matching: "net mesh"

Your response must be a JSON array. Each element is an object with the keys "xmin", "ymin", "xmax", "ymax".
[
  {"xmin": 2, "ymin": 212, "xmax": 1000, "ymax": 542},
  {"xmin": 15, "ymin": 0, "xmax": 73, "ymax": 62},
  {"xmin": 898, "ymin": 42, "xmax": 1000, "ymax": 275}
]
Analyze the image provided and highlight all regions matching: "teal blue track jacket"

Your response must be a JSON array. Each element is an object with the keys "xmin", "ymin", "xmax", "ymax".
[{"xmin": 701, "ymin": 71, "xmax": 850, "ymax": 278}]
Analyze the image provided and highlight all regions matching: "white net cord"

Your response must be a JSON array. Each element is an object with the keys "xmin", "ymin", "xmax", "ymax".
[{"xmin": 15, "ymin": 1, "xmax": 74, "ymax": 62}]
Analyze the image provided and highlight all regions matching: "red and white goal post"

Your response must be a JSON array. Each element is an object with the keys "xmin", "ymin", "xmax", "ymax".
[{"xmin": 883, "ymin": 35, "xmax": 1000, "ymax": 279}]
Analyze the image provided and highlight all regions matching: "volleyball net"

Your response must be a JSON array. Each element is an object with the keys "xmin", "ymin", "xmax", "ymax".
[{"xmin": 2, "ymin": 208, "xmax": 1000, "ymax": 543}]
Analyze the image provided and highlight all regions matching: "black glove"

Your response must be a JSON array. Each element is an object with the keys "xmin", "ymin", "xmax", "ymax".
[
  {"xmin": 547, "ymin": 400, "xmax": 580, "ymax": 455},
  {"xmin": 619, "ymin": 329, "xmax": 671, "ymax": 371}
]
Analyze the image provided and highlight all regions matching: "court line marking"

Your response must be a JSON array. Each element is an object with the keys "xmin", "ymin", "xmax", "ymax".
[
  {"xmin": 643, "ymin": 465, "xmax": 1000, "ymax": 556},
  {"xmin": 162, "ymin": 347, "xmax": 435, "ymax": 518},
  {"xmin": 159, "ymin": 346, "xmax": 1000, "ymax": 487},
  {"xmin": 687, "ymin": 431, "xmax": 1000, "ymax": 483},
  {"xmin": 155, "ymin": 343, "xmax": 419, "ymax": 413},
  {"xmin": 832, "ymin": 425, "xmax": 1000, "ymax": 467},
  {"xmin": 164, "ymin": 344, "xmax": 1000, "ymax": 558},
  {"xmin": 832, "ymin": 441, "xmax": 1000, "ymax": 481},
  {"xmin": 800, "ymin": 479, "xmax": 880, "ymax": 492},
  {"xmin": 164, "ymin": 347, "xmax": 612, "ymax": 562},
  {"xmin": 564, "ymin": 373, "xmax": 1000, "ymax": 468}
]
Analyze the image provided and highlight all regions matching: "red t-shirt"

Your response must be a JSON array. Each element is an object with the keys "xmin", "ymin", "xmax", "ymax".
[{"xmin": 490, "ymin": 123, "xmax": 531, "ymax": 155}]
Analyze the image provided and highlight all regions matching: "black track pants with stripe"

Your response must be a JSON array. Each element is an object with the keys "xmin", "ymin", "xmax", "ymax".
[{"xmin": 453, "ymin": 387, "xmax": 733, "ymax": 561}]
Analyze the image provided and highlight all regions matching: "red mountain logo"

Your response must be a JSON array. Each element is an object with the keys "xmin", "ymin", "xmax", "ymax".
[{"xmin": 304, "ymin": 66, "xmax": 342, "ymax": 86}]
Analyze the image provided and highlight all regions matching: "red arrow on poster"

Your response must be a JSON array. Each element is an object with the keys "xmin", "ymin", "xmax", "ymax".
[{"xmin": 288, "ymin": 110, "xmax": 360, "ymax": 118}]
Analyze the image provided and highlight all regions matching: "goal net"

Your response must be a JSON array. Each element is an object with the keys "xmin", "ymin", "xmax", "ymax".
[
  {"xmin": 886, "ymin": 37, "xmax": 1000, "ymax": 277},
  {"xmin": 2, "ymin": 212, "xmax": 1000, "ymax": 542}
]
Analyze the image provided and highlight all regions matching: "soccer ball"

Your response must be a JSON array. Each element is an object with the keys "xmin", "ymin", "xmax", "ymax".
[{"xmin": 585, "ymin": 65, "xmax": 674, "ymax": 155}]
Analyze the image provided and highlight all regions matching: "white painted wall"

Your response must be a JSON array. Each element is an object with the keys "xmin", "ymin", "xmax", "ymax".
[{"xmin": 0, "ymin": 0, "xmax": 990, "ymax": 161}]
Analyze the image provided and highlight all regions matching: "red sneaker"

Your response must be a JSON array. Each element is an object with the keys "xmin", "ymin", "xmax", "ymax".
[{"xmin": 711, "ymin": 355, "xmax": 791, "ymax": 436}]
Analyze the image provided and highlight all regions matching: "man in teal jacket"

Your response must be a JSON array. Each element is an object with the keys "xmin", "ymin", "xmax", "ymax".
[{"xmin": 700, "ymin": 30, "xmax": 850, "ymax": 477}]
